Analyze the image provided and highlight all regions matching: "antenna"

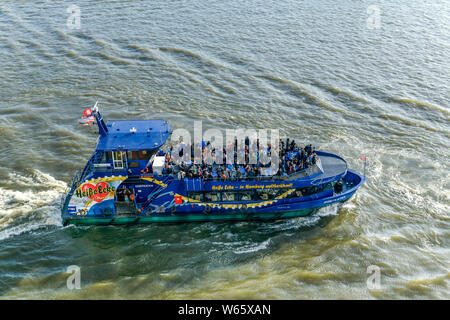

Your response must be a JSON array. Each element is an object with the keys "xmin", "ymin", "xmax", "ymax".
[{"xmin": 93, "ymin": 100, "xmax": 99, "ymax": 112}]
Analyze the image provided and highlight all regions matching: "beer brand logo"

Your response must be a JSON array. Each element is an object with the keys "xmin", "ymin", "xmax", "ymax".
[{"xmin": 75, "ymin": 181, "xmax": 115, "ymax": 202}]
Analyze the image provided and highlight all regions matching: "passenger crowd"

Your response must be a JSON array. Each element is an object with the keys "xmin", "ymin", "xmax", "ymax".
[{"xmin": 159, "ymin": 138, "xmax": 319, "ymax": 180}]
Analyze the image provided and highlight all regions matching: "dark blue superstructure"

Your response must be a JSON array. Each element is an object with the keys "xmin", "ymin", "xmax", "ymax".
[
  {"xmin": 61, "ymin": 106, "xmax": 365, "ymax": 225},
  {"xmin": 96, "ymin": 120, "xmax": 171, "ymax": 151}
]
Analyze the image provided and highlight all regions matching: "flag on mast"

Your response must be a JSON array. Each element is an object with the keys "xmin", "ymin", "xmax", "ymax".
[
  {"xmin": 79, "ymin": 114, "xmax": 95, "ymax": 125},
  {"xmin": 83, "ymin": 108, "xmax": 93, "ymax": 117},
  {"xmin": 360, "ymin": 155, "xmax": 367, "ymax": 176},
  {"xmin": 79, "ymin": 102, "xmax": 97, "ymax": 126}
]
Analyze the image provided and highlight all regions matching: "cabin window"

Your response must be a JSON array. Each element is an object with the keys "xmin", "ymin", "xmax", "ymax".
[
  {"xmin": 222, "ymin": 192, "xmax": 236, "ymax": 202},
  {"xmin": 256, "ymin": 191, "xmax": 268, "ymax": 200},
  {"xmin": 125, "ymin": 151, "xmax": 155, "ymax": 161},
  {"xmin": 188, "ymin": 192, "xmax": 204, "ymax": 202},
  {"xmin": 281, "ymin": 185, "xmax": 335, "ymax": 199},
  {"xmin": 256, "ymin": 190, "xmax": 271, "ymax": 200},
  {"xmin": 267, "ymin": 188, "xmax": 282, "ymax": 197},
  {"xmin": 239, "ymin": 191, "xmax": 255, "ymax": 201},
  {"xmin": 296, "ymin": 187, "xmax": 310, "ymax": 197},
  {"xmin": 99, "ymin": 152, "xmax": 107, "ymax": 163},
  {"xmin": 221, "ymin": 191, "xmax": 256, "ymax": 202},
  {"xmin": 127, "ymin": 151, "xmax": 139, "ymax": 160},
  {"xmin": 204, "ymin": 192, "xmax": 221, "ymax": 202},
  {"xmin": 138, "ymin": 151, "xmax": 153, "ymax": 160},
  {"xmin": 255, "ymin": 188, "xmax": 283, "ymax": 200}
]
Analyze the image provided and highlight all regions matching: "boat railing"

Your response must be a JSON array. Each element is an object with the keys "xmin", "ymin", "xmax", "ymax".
[
  {"xmin": 61, "ymin": 169, "xmax": 82, "ymax": 212},
  {"xmin": 78, "ymin": 151, "xmax": 104, "ymax": 181},
  {"xmin": 61, "ymin": 151, "xmax": 125, "ymax": 213},
  {"xmin": 164, "ymin": 162, "xmax": 322, "ymax": 182},
  {"xmin": 60, "ymin": 187, "xmax": 70, "ymax": 211}
]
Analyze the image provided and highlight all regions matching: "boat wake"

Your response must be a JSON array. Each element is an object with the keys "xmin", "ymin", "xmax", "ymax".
[
  {"xmin": 233, "ymin": 238, "xmax": 271, "ymax": 254},
  {"xmin": 0, "ymin": 170, "xmax": 67, "ymax": 241}
]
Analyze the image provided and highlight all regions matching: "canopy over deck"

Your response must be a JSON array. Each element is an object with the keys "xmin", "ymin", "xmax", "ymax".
[
  {"xmin": 95, "ymin": 120, "xmax": 171, "ymax": 152},
  {"xmin": 316, "ymin": 151, "xmax": 347, "ymax": 177}
]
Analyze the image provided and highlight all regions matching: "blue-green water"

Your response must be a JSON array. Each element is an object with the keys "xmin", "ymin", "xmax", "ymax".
[{"xmin": 0, "ymin": 0, "xmax": 448, "ymax": 299}]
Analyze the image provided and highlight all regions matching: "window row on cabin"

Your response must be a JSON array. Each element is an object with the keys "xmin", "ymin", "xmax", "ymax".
[
  {"xmin": 102, "ymin": 150, "xmax": 156, "ymax": 162},
  {"xmin": 187, "ymin": 183, "xmax": 333, "ymax": 203}
]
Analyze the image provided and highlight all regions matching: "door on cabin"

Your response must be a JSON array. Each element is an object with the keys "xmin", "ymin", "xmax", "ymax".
[
  {"xmin": 112, "ymin": 151, "xmax": 126, "ymax": 170},
  {"xmin": 115, "ymin": 186, "xmax": 136, "ymax": 215}
]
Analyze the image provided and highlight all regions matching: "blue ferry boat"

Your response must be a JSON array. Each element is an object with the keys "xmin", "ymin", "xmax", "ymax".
[{"xmin": 61, "ymin": 104, "xmax": 365, "ymax": 225}]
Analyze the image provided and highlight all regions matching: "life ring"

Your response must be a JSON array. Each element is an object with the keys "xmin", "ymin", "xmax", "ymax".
[
  {"xmin": 203, "ymin": 205, "xmax": 212, "ymax": 214},
  {"xmin": 141, "ymin": 167, "xmax": 149, "ymax": 174}
]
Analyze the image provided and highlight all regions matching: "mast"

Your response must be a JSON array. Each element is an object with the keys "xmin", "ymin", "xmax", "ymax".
[{"xmin": 92, "ymin": 101, "xmax": 108, "ymax": 137}]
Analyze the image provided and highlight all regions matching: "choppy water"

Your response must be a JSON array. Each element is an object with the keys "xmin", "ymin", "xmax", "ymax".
[{"xmin": 0, "ymin": 0, "xmax": 449, "ymax": 299}]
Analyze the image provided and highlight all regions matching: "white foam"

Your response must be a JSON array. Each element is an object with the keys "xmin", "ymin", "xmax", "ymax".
[
  {"xmin": 316, "ymin": 204, "xmax": 340, "ymax": 217},
  {"xmin": 387, "ymin": 174, "xmax": 450, "ymax": 216},
  {"xmin": 0, "ymin": 170, "xmax": 67, "ymax": 241},
  {"xmin": 266, "ymin": 214, "xmax": 322, "ymax": 232},
  {"xmin": 234, "ymin": 238, "xmax": 271, "ymax": 254}
]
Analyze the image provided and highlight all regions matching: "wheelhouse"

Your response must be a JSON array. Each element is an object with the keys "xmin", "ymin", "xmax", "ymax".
[{"xmin": 81, "ymin": 119, "xmax": 171, "ymax": 180}]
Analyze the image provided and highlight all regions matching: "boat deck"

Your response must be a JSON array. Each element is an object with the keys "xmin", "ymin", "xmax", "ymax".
[{"xmin": 312, "ymin": 151, "xmax": 348, "ymax": 181}]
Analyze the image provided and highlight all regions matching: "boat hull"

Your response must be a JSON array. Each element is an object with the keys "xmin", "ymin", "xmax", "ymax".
[
  {"xmin": 62, "ymin": 169, "xmax": 364, "ymax": 226},
  {"xmin": 63, "ymin": 208, "xmax": 318, "ymax": 225}
]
